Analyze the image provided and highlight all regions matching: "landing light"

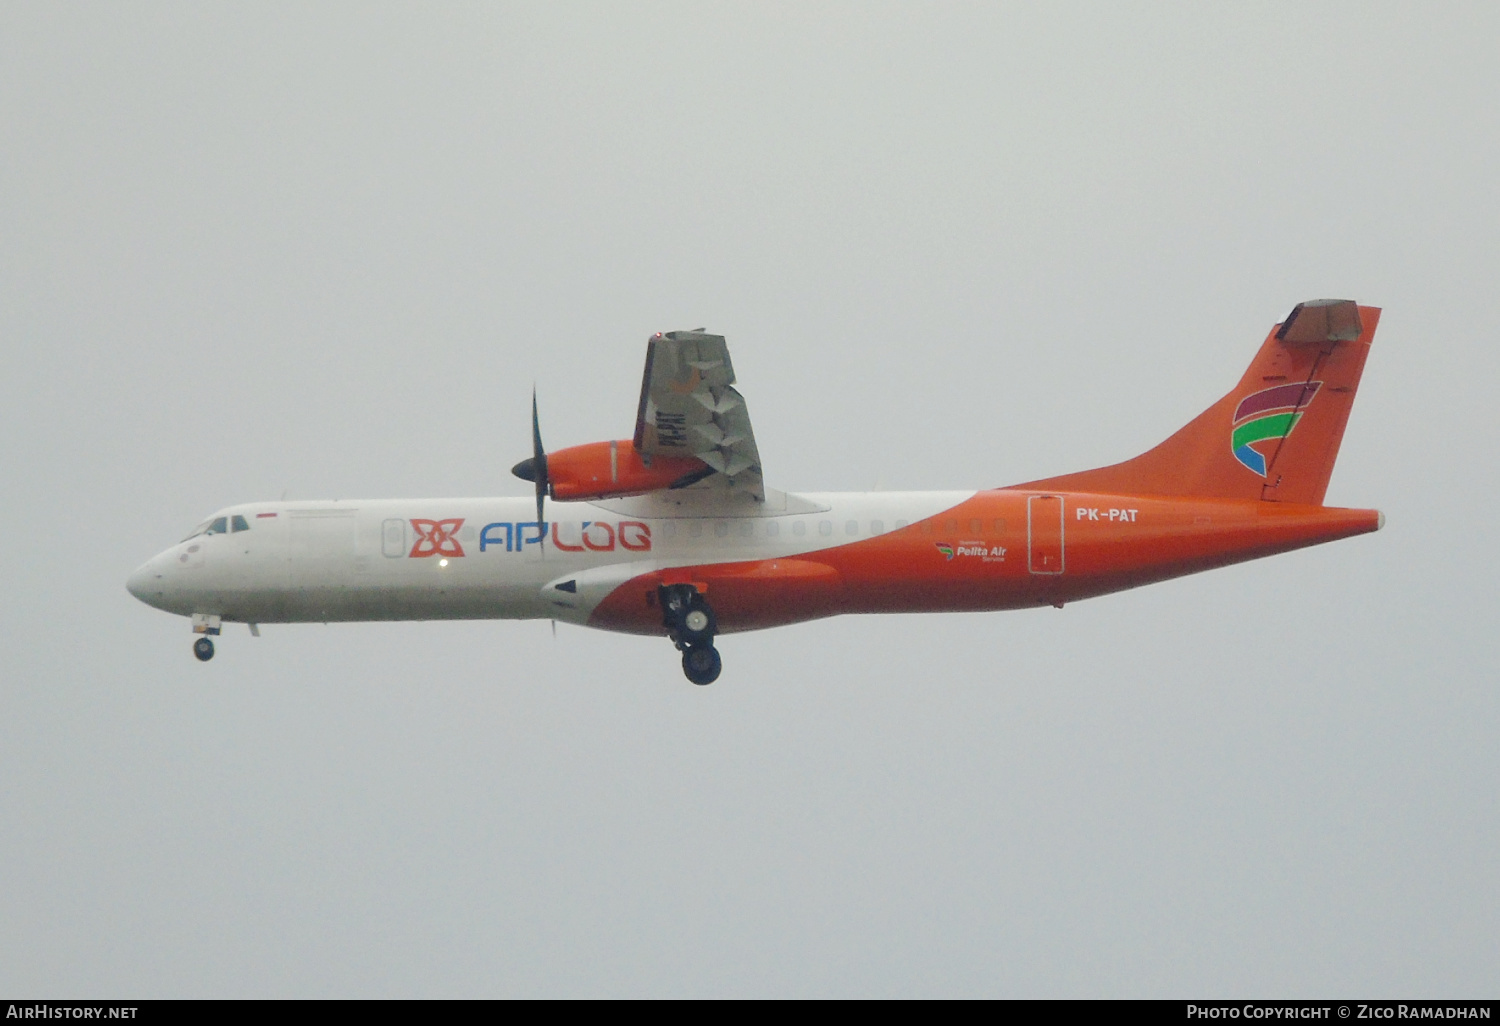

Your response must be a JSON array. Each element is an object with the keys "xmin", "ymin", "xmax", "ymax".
[{"xmin": 439, "ymin": 559, "xmax": 449, "ymax": 567}]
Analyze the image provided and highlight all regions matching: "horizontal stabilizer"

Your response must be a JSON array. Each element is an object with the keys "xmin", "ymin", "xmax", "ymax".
[{"xmin": 1277, "ymin": 299, "xmax": 1363, "ymax": 345}]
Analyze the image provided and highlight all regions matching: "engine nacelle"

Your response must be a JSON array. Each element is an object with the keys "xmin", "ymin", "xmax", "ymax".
[{"xmin": 545, "ymin": 440, "xmax": 709, "ymax": 501}]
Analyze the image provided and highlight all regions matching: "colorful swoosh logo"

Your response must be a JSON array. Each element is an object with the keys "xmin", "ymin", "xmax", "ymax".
[
  {"xmin": 1231, "ymin": 382, "xmax": 1321, "ymax": 476},
  {"xmin": 935, "ymin": 543, "xmax": 954, "ymax": 560}
]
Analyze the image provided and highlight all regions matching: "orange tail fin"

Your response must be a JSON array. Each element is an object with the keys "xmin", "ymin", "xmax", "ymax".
[{"xmin": 1011, "ymin": 300, "xmax": 1380, "ymax": 505}]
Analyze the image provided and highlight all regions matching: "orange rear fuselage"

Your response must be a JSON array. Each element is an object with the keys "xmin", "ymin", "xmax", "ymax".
[{"xmin": 589, "ymin": 490, "xmax": 1381, "ymax": 634}]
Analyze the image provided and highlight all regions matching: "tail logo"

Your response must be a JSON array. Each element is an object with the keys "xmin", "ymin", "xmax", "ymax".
[{"xmin": 1231, "ymin": 382, "xmax": 1322, "ymax": 477}]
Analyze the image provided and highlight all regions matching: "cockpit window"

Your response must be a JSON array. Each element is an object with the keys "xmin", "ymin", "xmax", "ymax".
[
  {"xmin": 230, "ymin": 515, "xmax": 250, "ymax": 533},
  {"xmin": 179, "ymin": 514, "xmax": 238, "ymax": 542}
]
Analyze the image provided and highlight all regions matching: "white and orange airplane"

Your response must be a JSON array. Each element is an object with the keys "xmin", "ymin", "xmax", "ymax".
[{"xmin": 128, "ymin": 300, "xmax": 1382, "ymax": 684}]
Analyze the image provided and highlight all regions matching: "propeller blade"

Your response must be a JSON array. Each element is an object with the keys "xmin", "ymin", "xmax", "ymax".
[{"xmin": 531, "ymin": 388, "xmax": 548, "ymax": 542}]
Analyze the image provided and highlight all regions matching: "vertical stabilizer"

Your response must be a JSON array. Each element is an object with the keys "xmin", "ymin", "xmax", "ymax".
[{"xmin": 1009, "ymin": 301, "xmax": 1379, "ymax": 504}]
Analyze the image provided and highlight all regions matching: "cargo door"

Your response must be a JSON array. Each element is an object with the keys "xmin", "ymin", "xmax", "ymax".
[
  {"xmin": 289, "ymin": 509, "xmax": 357, "ymax": 586},
  {"xmin": 1027, "ymin": 495, "xmax": 1064, "ymax": 575}
]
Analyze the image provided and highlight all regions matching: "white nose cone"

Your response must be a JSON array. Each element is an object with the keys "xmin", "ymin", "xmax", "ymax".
[
  {"xmin": 126, "ymin": 564, "xmax": 151, "ymax": 600},
  {"xmin": 126, "ymin": 559, "xmax": 169, "ymax": 609}
]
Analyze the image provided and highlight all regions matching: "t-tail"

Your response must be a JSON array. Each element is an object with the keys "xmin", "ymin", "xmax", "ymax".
[{"xmin": 1012, "ymin": 299, "xmax": 1380, "ymax": 505}]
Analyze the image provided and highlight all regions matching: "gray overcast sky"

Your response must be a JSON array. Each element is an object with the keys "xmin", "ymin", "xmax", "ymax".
[{"xmin": 2, "ymin": 1, "xmax": 1496, "ymax": 997}]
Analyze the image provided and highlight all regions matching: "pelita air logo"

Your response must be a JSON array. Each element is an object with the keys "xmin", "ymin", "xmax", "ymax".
[
  {"xmin": 935, "ymin": 541, "xmax": 1007, "ymax": 563},
  {"xmin": 1231, "ymin": 382, "xmax": 1321, "ymax": 477}
]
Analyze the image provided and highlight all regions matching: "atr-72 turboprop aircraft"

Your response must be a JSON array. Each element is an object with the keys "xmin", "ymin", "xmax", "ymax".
[{"xmin": 128, "ymin": 299, "xmax": 1382, "ymax": 684}]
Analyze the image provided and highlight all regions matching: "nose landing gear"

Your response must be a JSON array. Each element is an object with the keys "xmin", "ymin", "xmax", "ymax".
[
  {"xmin": 191, "ymin": 612, "xmax": 221, "ymax": 662},
  {"xmin": 660, "ymin": 585, "xmax": 722, "ymax": 685}
]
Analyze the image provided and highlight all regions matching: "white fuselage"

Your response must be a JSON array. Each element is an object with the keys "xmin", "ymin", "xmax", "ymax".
[{"xmin": 126, "ymin": 491, "xmax": 974, "ymax": 631}]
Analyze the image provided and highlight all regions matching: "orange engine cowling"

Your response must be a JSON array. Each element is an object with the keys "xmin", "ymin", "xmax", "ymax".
[{"xmin": 546, "ymin": 440, "xmax": 709, "ymax": 501}]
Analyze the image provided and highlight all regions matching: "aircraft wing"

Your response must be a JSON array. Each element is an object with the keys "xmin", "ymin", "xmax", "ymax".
[{"xmin": 633, "ymin": 330, "xmax": 765, "ymax": 501}]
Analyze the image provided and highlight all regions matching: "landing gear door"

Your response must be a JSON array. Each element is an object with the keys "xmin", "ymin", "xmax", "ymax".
[{"xmin": 1028, "ymin": 494, "xmax": 1065, "ymax": 575}]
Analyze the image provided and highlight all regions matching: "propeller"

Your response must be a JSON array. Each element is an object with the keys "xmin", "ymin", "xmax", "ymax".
[{"xmin": 510, "ymin": 388, "xmax": 550, "ymax": 541}]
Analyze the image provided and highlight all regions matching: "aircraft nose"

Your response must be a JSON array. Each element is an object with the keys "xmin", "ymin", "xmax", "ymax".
[{"xmin": 126, "ymin": 559, "xmax": 166, "ymax": 606}]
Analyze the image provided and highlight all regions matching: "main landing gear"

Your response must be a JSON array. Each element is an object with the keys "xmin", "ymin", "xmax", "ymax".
[
  {"xmin": 660, "ymin": 584, "xmax": 721, "ymax": 685},
  {"xmin": 193, "ymin": 636, "xmax": 215, "ymax": 662}
]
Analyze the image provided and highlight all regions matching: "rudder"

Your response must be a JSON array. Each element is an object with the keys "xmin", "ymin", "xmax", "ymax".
[{"xmin": 1010, "ymin": 300, "xmax": 1380, "ymax": 504}]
